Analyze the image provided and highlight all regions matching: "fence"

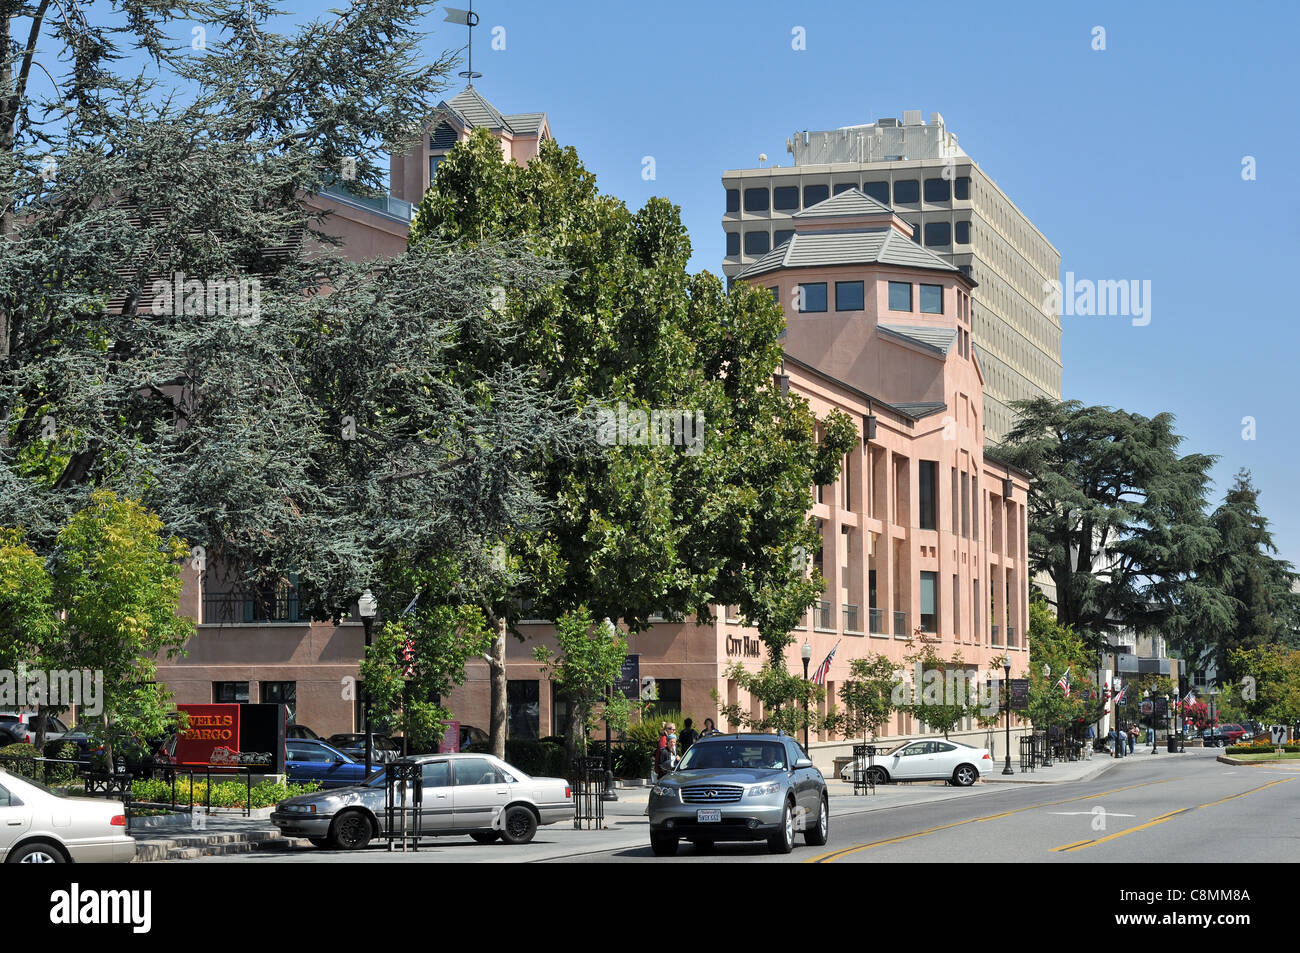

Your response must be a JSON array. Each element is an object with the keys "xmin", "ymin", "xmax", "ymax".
[
  {"xmin": 383, "ymin": 761, "xmax": 424, "ymax": 851},
  {"xmin": 571, "ymin": 756, "xmax": 608, "ymax": 830},
  {"xmin": 851, "ymin": 744, "xmax": 876, "ymax": 796}
]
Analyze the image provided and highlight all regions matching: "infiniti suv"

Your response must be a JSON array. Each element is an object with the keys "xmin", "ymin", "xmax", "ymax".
[{"xmin": 646, "ymin": 733, "xmax": 828, "ymax": 856}]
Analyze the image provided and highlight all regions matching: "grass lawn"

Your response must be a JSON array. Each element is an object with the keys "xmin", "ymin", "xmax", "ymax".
[{"xmin": 1227, "ymin": 751, "xmax": 1300, "ymax": 761}]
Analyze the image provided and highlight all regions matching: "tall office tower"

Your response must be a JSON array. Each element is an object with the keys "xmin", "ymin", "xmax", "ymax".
[{"xmin": 721, "ymin": 110, "xmax": 1061, "ymax": 442}]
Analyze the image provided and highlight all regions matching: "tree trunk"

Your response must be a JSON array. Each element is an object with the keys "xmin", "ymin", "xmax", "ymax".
[
  {"xmin": 562, "ymin": 697, "xmax": 585, "ymax": 777},
  {"xmin": 489, "ymin": 613, "xmax": 507, "ymax": 759}
]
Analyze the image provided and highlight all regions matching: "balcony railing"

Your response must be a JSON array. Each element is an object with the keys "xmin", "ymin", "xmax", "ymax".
[
  {"xmin": 203, "ymin": 591, "xmax": 305, "ymax": 625},
  {"xmin": 815, "ymin": 600, "xmax": 832, "ymax": 630},
  {"xmin": 843, "ymin": 604, "xmax": 859, "ymax": 632},
  {"xmin": 869, "ymin": 608, "xmax": 884, "ymax": 634},
  {"xmin": 893, "ymin": 611, "xmax": 908, "ymax": 638}
]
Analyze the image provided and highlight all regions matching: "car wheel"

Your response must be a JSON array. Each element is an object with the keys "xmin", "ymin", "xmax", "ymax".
[
  {"xmin": 867, "ymin": 766, "xmax": 888, "ymax": 786},
  {"xmin": 953, "ymin": 764, "xmax": 978, "ymax": 787},
  {"xmin": 9, "ymin": 842, "xmax": 66, "ymax": 864},
  {"xmin": 500, "ymin": 806, "xmax": 537, "ymax": 845},
  {"xmin": 767, "ymin": 799, "xmax": 795, "ymax": 854},
  {"xmin": 307, "ymin": 837, "xmax": 331, "ymax": 849},
  {"xmin": 650, "ymin": 832, "xmax": 679, "ymax": 856},
  {"xmin": 330, "ymin": 810, "xmax": 373, "ymax": 851},
  {"xmin": 805, "ymin": 795, "xmax": 829, "ymax": 846},
  {"xmin": 470, "ymin": 831, "xmax": 502, "ymax": 844}
]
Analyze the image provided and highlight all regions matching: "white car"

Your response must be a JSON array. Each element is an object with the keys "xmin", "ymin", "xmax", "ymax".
[
  {"xmin": 839, "ymin": 739, "xmax": 994, "ymax": 786},
  {"xmin": 0, "ymin": 768, "xmax": 136, "ymax": 863}
]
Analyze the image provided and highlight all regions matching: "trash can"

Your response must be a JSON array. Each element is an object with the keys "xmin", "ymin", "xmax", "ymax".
[{"xmin": 1166, "ymin": 734, "xmax": 1178, "ymax": 753}]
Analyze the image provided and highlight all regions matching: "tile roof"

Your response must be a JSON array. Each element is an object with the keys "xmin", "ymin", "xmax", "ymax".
[
  {"xmin": 736, "ymin": 226, "xmax": 960, "ymax": 279},
  {"xmin": 878, "ymin": 323, "xmax": 958, "ymax": 355},
  {"xmin": 438, "ymin": 87, "xmax": 549, "ymax": 139},
  {"xmin": 793, "ymin": 188, "xmax": 893, "ymax": 219}
]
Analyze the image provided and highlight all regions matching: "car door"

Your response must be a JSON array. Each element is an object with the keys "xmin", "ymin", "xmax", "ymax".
[
  {"xmin": 784, "ymin": 739, "xmax": 818, "ymax": 818},
  {"xmin": 450, "ymin": 757, "xmax": 511, "ymax": 830},
  {"xmin": 931, "ymin": 741, "xmax": 960, "ymax": 778},
  {"xmin": 891, "ymin": 742, "xmax": 934, "ymax": 779},
  {"xmin": 417, "ymin": 760, "xmax": 454, "ymax": 832},
  {"xmin": 0, "ymin": 779, "xmax": 31, "ymax": 861}
]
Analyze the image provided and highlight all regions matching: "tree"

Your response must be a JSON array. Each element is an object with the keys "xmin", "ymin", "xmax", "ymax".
[
  {"xmin": 896, "ymin": 641, "xmax": 985, "ymax": 739},
  {"xmin": 998, "ymin": 399, "xmax": 1221, "ymax": 654},
  {"xmin": 410, "ymin": 129, "xmax": 856, "ymax": 754},
  {"xmin": 533, "ymin": 607, "xmax": 634, "ymax": 772},
  {"xmin": 837, "ymin": 653, "xmax": 899, "ymax": 742},
  {"xmin": 1170, "ymin": 470, "xmax": 1299, "ymax": 682},
  {"xmin": 1026, "ymin": 597, "xmax": 1105, "ymax": 734},
  {"xmin": 1225, "ymin": 644, "xmax": 1300, "ymax": 728},
  {"xmin": 713, "ymin": 662, "xmax": 830, "ymax": 738}
]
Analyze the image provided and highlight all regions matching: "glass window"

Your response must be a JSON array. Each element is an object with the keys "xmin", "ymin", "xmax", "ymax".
[
  {"xmin": 288, "ymin": 741, "xmax": 336, "ymax": 763},
  {"xmin": 0, "ymin": 782, "xmax": 10, "ymax": 807},
  {"xmin": 453, "ymin": 757, "xmax": 504, "ymax": 786},
  {"xmin": 862, "ymin": 181, "xmax": 889, "ymax": 204},
  {"xmin": 919, "ymin": 461, "xmax": 938, "ymax": 530},
  {"xmin": 955, "ymin": 220, "xmax": 971, "ymax": 244},
  {"xmin": 429, "ymin": 155, "xmax": 444, "ymax": 181},
  {"xmin": 261, "ymin": 681, "xmax": 297, "ymax": 723},
  {"xmin": 725, "ymin": 188, "xmax": 739, "ymax": 213},
  {"xmin": 798, "ymin": 283, "xmax": 828, "ymax": 313},
  {"xmin": 835, "ymin": 281, "xmax": 864, "ymax": 312},
  {"xmin": 773, "ymin": 228, "xmax": 794, "ymax": 247},
  {"xmin": 743, "ymin": 188, "xmax": 769, "ymax": 212},
  {"xmin": 421, "ymin": 760, "xmax": 450, "ymax": 787},
  {"xmin": 726, "ymin": 232, "xmax": 740, "ymax": 256},
  {"xmin": 803, "ymin": 184, "xmax": 829, "ymax": 207},
  {"xmin": 645, "ymin": 678, "xmax": 682, "ymax": 718},
  {"xmin": 920, "ymin": 572, "xmax": 938, "ymax": 633},
  {"xmin": 920, "ymin": 284, "xmax": 943, "ymax": 314},
  {"xmin": 893, "ymin": 179, "xmax": 920, "ymax": 204},
  {"xmin": 768, "ymin": 286, "xmax": 780, "ymax": 303},
  {"xmin": 833, "ymin": 182, "xmax": 855, "ymax": 195},
  {"xmin": 744, "ymin": 231, "xmax": 770, "ymax": 256},
  {"xmin": 888, "ymin": 281, "xmax": 912, "ymax": 311},
  {"xmin": 910, "ymin": 222, "xmax": 921, "ymax": 244},
  {"xmin": 924, "ymin": 178, "xmax": 950, "ymax": 202},
  {"xmin": 924, "ymin": 222, "xmax": 951, "ymax": 246},
  {"xmin": 773, "ymin": 186, "xmax": 800, "ymax": 211},
  {"xmin": 954, "ymin": 176, "xmax": 970, "ymax": 200},
  {"xmin": 214, "ymin": 682, "xmax": 249, "ymax": 704},
  {"xmin": 507, "ymin": 680, "xmax": 539, "ymax": 739}
]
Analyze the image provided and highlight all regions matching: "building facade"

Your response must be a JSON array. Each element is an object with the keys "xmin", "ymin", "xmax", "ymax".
[{"xmin": 721, "ymin": 111, "xmax": 1061, "ymax": 441}]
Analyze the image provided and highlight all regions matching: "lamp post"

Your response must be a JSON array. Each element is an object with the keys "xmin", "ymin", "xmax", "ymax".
[
  {"xmin": 1111, "ymin": 677, "xmax": 1123, "ymax": 759},
  {"xmin": 801, "ymin": 640, "xmax": 813, "ymax": 752},
  {"xmin": 1002, "ymin": 660, "xmax": 1014, "ymax": 775},
  {"xmin": 1040, "ymin": 663, "xmax": 1053, "ymax": 767},
  {"xmin": 357, "ymin": 588, "xmax": 378, "ymax": 774},
  {"xmin": 1149, "ymin": 692, "xmax": 1158, "ymax": 754},
  {"xmin": 1165, "ymin": 692, "xmax": 1173, "ymax": 753},
  {"xmin": 601, "ymin": 617, "xmax": 618, "ymax": 802}
]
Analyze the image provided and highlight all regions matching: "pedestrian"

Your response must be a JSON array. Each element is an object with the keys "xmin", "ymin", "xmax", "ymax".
[
  {"xmin": 679, "ymin": 717, "xmax": 699, "ymax": 752},
  {"xmin": 666, "ymin": 724, "xmax": 679, "ymax": 768},
  {"xmin": 655, "ymin": 729, "xmax": 671, "ymax": 778},
  {"xmin": 1085, "ymin": 723, "xmax": 1095, "ymax": 759},
  {"xmin": 1127, "ymin": 723, "xmax": 1138, "ymax": 755},
  {"xmin": 700, "ymin": 717, "xmax": 720, "ymax": 738}
]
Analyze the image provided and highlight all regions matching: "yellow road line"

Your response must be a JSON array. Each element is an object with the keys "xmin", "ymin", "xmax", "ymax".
[
  {"xmin": 1052, "ymin": 777, "xmax": 1294, "ymax": 853},
  {"xmin": 806, "ymin": 778, "xmax": 1176, "ymax": 864}
]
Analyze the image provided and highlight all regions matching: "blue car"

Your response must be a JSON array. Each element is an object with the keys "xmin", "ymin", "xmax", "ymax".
[{"xmin": 286, "ymin": 739, "xmax": 378, "ymax": 788}]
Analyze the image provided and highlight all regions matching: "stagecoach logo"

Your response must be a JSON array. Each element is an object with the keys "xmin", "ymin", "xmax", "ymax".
[{"xmin": 49, "ymin": 884, "xmax": 151, "ymax": 933}]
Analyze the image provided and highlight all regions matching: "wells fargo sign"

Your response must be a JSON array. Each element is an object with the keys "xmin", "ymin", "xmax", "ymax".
[{"xmin": 175, "ymin": 704, "xmax": 241, "ymax": 765}]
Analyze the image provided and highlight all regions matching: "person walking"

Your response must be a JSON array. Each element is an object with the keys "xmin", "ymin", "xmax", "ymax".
[
  {"xmin": 679, "ymin": 718, "xmax": 699, "ymax": 752},
  {"xmin": 1127, "ymin": 723, "xmax": 1138, "ymax": 755},
  {"xmin": 700, "ymin": 717, "xmax": 720, "ymax": 738}
]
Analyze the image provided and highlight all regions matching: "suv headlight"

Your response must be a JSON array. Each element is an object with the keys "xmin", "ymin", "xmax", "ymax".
[
  {"xmin": 650, "ymin": 784, "xmax": 678, "ymax": 800},
  {"xmin": 747, "ymin": 781, "xmax": 783, "ymax": 798}
]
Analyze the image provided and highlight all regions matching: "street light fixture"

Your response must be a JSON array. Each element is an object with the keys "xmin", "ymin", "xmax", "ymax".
[
  {"xmin": 801, "ymin": 640, "xmax": 813, "ymax": 753},
  {"xmin": 357, "ymin": 588, "xmax": 378, "ymax": 774},
  {"xmin": 1002, "ymin": 659, "xmax": 1014, "ymax": 775},
  {"xmin": 601, "ymin": 617, "xmax": 618, "ymax": 802},
  {"xmin": 1148, "ymin": 691, "xmax": 1158, "ymax": 754},
  {"xmin": 1112, "ymin": 676, "xmax": 1123, "ymax": 759},
  {"xmin": 1040, "ymin": 663, "xmax": 1053, "ymax": 767}
]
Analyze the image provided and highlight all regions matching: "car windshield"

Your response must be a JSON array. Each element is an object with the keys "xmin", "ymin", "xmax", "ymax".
[
  {"xmin": 676, "ymin": 741, "xmax": 787, "ymax": 771},
  {"xmin": 883, "ymin": 742, "xmax": 912, "ymax": 756}
]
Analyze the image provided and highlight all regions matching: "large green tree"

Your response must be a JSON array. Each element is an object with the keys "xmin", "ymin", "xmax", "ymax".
[
  {"xmin": 997, "ymin": 399, "xmax": 1222, "ymax": 654},
  {"xmin": 410, "ymin": 129, "xmax": 855, "ymax": 755}
]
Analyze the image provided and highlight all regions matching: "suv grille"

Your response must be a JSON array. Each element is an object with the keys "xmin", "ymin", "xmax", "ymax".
[{"xmin": 681, "ymin": 784, "xmax": 744, "ymax": 804}]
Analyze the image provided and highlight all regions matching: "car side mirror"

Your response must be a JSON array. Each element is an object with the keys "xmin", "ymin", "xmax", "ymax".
[{"xmin": 794, "ymin": 757, "xmax": 813, "ymax": 770}]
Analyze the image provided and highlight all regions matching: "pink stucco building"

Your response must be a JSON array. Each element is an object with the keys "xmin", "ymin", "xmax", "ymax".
[{"xmin": 156, "ymin": 88, "xmax": 1030, "ymax": 766}]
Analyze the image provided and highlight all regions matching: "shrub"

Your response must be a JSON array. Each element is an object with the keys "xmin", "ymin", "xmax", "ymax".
[
  {"xmin": 503, "ymin": 739, "xmax": 565, "ymax": 778},
  {"xmin": 0, "ymin": 743, "xmax": 44, "ymax": 780},
  {"xmin": 130, "ymin": 776, "xmax": 322, "ymax": 809}
]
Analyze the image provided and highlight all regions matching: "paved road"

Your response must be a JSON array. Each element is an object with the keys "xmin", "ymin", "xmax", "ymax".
[{"xmin": 193, "ymin": 748, "xmax": 1297, "ymax": 863}]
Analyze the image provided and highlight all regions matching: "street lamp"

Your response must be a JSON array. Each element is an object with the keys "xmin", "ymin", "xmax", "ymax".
[
  {"xmin": 357, "ymin": 588, "xmax": 378, "ymax": 774},
  {"xmin": 1002, "ymin": 659, "xmax": 1014, "ymax": 776},
  {"xmin": 1149, "ymin": 692, "xmax": 1158, "ymax": 754},
  {"xmin": 1040, "ymin": 663, "xmax": 1053, "ymax": 767},
  {"xmin": 601, "ymin": 617, "xmax": 618, "ymax": 802},
  {"xmin": 801, "ymin": 640, "xmax": 813, "ymax": 752},
  {"xmin": 1112, "ymin": 677, "xmax": 1123, "ymax": 759}
]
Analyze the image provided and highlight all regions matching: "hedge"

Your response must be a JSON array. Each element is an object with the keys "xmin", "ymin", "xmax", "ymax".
[{"xmin": 130, "ymin": 776, "xmax": 322, "ymax": 809}]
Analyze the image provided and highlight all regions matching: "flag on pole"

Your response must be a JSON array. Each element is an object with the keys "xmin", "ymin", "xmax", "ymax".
[
  {"xmin": 1182, "ymin": 690, "xmax": 1196, "ymax": 706},
  {"xmin": 812, "ymin": 641, "xmax": 840, "ymax": 686},
  {"xmin": 1114, "ymin": 685, "xmax": 1126, "ymax": 705},
  {"xmin": 1056, "ymin": 666, "xmax": 1071, "ymax": 697}
]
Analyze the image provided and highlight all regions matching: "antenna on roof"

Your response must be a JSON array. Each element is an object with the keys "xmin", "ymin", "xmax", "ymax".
[{"xmin": 445, "ymin": 3, "xmax": 484, "ymax": 85}]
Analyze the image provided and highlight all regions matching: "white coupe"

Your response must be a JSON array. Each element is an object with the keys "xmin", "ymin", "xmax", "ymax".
[{"xmin": 840, "ymin": 739, "xmax": 994, "ymax": 786}]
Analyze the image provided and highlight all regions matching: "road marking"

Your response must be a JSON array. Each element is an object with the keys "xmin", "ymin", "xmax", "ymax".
[
  {"xmin": 1051, "ymin": 777, "xmax": 1294, "ymax": 853},
  {"xmin": 805, "ymin": 778, "xmax": 1177, "ymax": 864},
  {"xmin": 1047, "ymin": 811, "xmax": 1135, "ymax": 817}
]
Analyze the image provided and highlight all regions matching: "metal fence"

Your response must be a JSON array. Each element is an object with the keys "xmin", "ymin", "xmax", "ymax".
[
  {"xmin": 571, "ymin": 756, "xmax": 608, "ymax": 830},
  {"xmin": 383, "ymin": 761, "xmax": 424, "ymax": 851},
  {"xmin": 851, "ymin": 744, "xmax": 876, "ymax": 796}
]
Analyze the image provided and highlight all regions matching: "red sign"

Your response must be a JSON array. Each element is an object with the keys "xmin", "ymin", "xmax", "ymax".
[
  {"xmin": 439, "ymin": 721, "xmax": 461, "ymax": 753},
  {"xmin": 175, "ymin": 704, "xmax": 241, "ymax": 765}
]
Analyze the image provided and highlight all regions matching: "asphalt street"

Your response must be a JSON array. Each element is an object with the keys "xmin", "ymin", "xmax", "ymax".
[{"xmin": 191, "ymin": 747, "xmax": 1298, "ymax": 863}]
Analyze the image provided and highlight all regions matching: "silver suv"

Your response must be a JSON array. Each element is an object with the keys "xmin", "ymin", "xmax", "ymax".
[{"xmin": 646, "ymin": 733, "xmax": 828, "ymax": 856}]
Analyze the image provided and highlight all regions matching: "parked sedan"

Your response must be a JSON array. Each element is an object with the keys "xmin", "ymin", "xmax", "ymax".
[
  {"xmin": 286, "ymin": 739, "xmax": 375, "ymax": 788},
  {"xmin": 271, "ymin": 753, "xmax": 571, "ymax": 850},
  {"xmin": 325, "ymin": 733, "xmax": 400, "ymax": 763},
  {"xmin": 0, "ymin": 768, "xmax": 135, "ymax": 863},
  {"xmin": 646, "ymin": 734, "xmax": 829, "ymax": 856},
  {"xmin": 845, "ymin": 739, "xmax": 993, "ymax": 786}
]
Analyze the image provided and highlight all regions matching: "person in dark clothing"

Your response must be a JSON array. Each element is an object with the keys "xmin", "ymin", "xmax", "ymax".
[{"xmin": 678, "ymin": 718, "xmax": 699, "ymax": 752}]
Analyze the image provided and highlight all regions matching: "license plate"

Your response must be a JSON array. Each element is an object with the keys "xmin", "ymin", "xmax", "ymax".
[{"xmin": 696, "ymin": 809, "xmax": 721, "ymax": 823}]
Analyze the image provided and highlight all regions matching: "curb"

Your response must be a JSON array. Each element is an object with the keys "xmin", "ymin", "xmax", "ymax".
[{"xmin": 1216, "ymin": 754, "xmax": 1300, "ymax": 768}]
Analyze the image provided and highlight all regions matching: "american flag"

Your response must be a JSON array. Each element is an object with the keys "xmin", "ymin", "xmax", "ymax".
[
  {"xmin": 1056, "ymin": 666, "xmax": 1071, "ymax": 697},
  {"xmin": 1114, "ymin": 685, "xmax": 1126, "ymax": 705},
  {"xmin": 811, "ymin": 641, "xmax": 840, "ymax": 686}
]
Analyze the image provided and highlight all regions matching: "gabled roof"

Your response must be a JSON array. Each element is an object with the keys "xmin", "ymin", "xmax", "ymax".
[
  {"xmin": 736, "ymin": 226, "xmax": 961, "ymax": 279},
  {"xmin": 878, "ymin": 323, "xmax": 958, "ymax": 356},
  {"xmin": 503, "ymin": 112, "xmax": 547, "ymax": 136},
  {"xmin": 890, "ymin": 401, "xmax": 949, "ymax": 420},
  {"xmin": 436, "ymin": 87, "xmax": 549, "ymax": 140},
  {"xmin": 793, "ymin": 188, "xmax": 892, "ymax": 219}
]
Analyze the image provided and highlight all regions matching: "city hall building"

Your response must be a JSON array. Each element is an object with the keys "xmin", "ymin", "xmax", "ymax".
[{"xmin": 158, "ymin": 88, "xmax": 1032, "ymax": 764}]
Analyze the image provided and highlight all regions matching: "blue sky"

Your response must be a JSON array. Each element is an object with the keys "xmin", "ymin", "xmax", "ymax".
[{"xmin": 449, "ymin": 0, "xmax": 1298, "ymax": 566}]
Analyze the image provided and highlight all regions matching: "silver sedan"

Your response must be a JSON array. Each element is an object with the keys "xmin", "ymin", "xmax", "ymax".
[
  {"xmin": 0, "ymin": 768, "xmax": 135, "ymax": 863},
  {"xmin": 271, "ymin": 753, "xmax": 571, "ymax": 850}
]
